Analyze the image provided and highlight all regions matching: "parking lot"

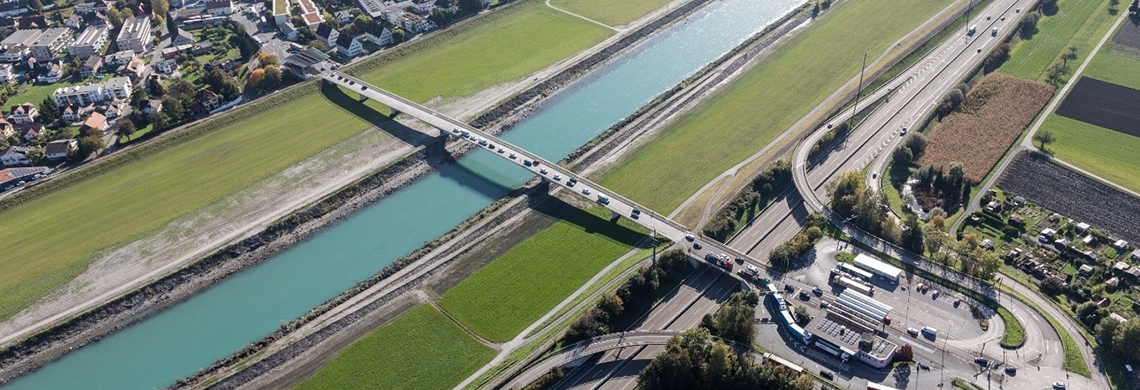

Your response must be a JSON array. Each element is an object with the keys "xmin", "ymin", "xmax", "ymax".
[{"xmin": 753, "ymin": 237, "xmax": 1001, "ymax": 389}]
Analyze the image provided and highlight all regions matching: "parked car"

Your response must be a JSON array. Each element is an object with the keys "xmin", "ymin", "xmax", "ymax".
[
  {"xmin": 1052, "ymin": 382, "xmax": 1066, "ymax": 390},
  {"xmin": 820, "ymin": 370, "xmax": 834, "ymax": 380}
]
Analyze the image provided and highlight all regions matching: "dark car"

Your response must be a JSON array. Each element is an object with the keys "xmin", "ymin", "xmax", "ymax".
[{"xmin": 820, "ymin": 370, "xmax": 834, "ymax": 380}]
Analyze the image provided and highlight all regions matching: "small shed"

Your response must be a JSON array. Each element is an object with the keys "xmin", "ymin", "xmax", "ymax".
[
  {"xmin": 1076, "ymin": 222, "xmax": 1091, "ymax": 234},
  {"xmin": 1078, "ymin": 264, "xmax": 1095, "ymax": 276}
]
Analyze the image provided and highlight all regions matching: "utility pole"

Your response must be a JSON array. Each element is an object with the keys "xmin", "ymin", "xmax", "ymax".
[
  {"xmin": 850, "ymin": 53, "xmax": 868, "ymax": 128},
  {"xmin": 651, "ymin": 228, "xmax": 657, "ymax": 267}
]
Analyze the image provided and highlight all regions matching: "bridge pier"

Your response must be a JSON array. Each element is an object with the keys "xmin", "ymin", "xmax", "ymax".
[{"xmin": 357, "ymin": 93, "xmax": 368, "ymax": 103}]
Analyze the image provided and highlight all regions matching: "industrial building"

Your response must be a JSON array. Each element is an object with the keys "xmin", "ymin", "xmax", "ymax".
[{"xmin": 854, "ymin": 254, "xmax": 902, "ymax": 282}]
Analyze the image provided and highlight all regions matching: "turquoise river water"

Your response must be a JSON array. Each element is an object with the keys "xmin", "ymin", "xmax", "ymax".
[{"xmin": 6, "ymin": 0, "xmax": 802, "ymax": 387}]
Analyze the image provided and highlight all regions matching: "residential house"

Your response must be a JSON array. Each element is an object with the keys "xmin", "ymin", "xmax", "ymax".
[
  {"xmin": 7, "ymin": 102, "xmax": 37, "ymax": 124},
  {"xmin": 144, "ymin": 98, "xmax": 162, "ymax": 115},
  {"xmin": 0, "ymin": 28, "xmax": 40, "ymax": 62},
  {"xmin": 52, "ymin": 76, "xmax": 132, "ymax": 106},
  {"xmin": 79, "ymin": 11, "xmax": 108, "ymax": 27},
  {"xmin": 0, "ymin": 117, "xmax": 11, "ymax": 137},
  {"xmin": 204, "ymin": 59, "xmax": 237, "ymax": 74},
  {"xmin": 116, "ymin": 16, "xmax": 152, "ymax": 52},
  {"xmin": 79, "ymin": 55, "xmax": 103, "ymax": 77},
  {"xmin": 36, "ymin": 61, "xmax": 62, "ymax": 83},
  {"xmin": 106, "ymin": 50, "xmax": 136, "ymax": 66},
  {"xmin": 61, "ymin": 104, "xmax": 85, "ymax": 122},
  {"xmin": 335, "ymin": 33, "xmax": 361, "ymax": 58},
  {"xmin": 360, "ymin": 21, "xmax": 391, "ymax": 46},
  {"xmin": 16, "ymin": 15, "xmax": 47, "ymax": 30},
  {"xmin": 45, "ymin": 139, "xmax": 76, "ymax": 160},
  {"xmin": 65, "ymin": 14, "xmax": 83, "ymax": 29},
  {"xmin": 0, "ymin": 146, "xmax": 30, "ymax": 166},
  {"xmin": 295, "ymin": 0, "xmax": 323, "ymax": 27},
  {"xmin": 161, "ymin": 44, "xmax": 193, "ymax": 59},
  {"xmin": 205, "ymin": 0, "xmax": 234, "ymax": 16},
  {"xmin": 0, "ymin": 0, "xmax": 28, "ymax": 17},
  {"xmin": 117, "ymin": 56, "xmax": 145, "ymax": 79},
  {"xmin": 155, "ymin": 58, "xmax": 178, "ymax": 74},
  {"xmin": 335, "ymin": 10, "xmax": 355, "ymax": 25},
  {"xmin": 196, "ymin": 89, "xmax": 220, "ymax": 111},
  {"xmin": 29, "ymin": 28, "xmax": 72, "ymax": 60},
  {"xmin": 0, "ymin": 62, "xmax": 13, "ymax": 82},
  {"xmin": 19, "ymin": 125, "xmax": 43, "ymax": 142},
  {"xmin": 76, "ymin": 0, "xmax": 112, "ymax": 13},
  {"xmin": 172, "ymin": 28, "xmax": 195, "ymax": 46},
  {"xmin": 396, "ymin": 12, "xmax": 429, "ymax": 34},
  {"xmin": 278, "ymin": 20, "xmax": 298, "ymax": 40},
  {"xmin": 67, "ymin": 25, "xmax": 109, "ymax": 59},
  {"xmin": 434, "ymin": 0, "xmax": 458, "ymax": 14},
  {"xmin": 191, "ymin": 41, "xmax": 213, "ymax": 55},
  {"xmin": 357, "ymin": 0, "xmax": 384, "ymax": 17},
  {"xmin": 103, "ymin": 99, "xmax": 130, "ymax": 119},
  {"xmin": 283, "ymin": 46, "xmax": 331, "ymax": 77},
  {"xmin": 80, "ymin": 112, "xmax": 107, "ymax": 134},
  {"xmin": 410, "ymin": 0, "xmax": 434, "ymax": 15},
  {"xmin": 315, "ymin": 23, "xmax": 339, "ymax": 46}
]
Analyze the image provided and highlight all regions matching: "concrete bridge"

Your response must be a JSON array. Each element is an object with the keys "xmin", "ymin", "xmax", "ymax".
[{"xmin": 321, "ymin": 71, "xmax": 761, "ymax": 270}]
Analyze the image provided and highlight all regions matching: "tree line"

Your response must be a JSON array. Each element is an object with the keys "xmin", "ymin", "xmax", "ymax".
[{"xmin": 638, "ymin": 328, "xmax": 813, "ymax": 390}]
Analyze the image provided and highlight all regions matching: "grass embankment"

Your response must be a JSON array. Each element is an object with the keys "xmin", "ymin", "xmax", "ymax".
[
  {"xmin": 0, "ymin": 0, "xmax": 612, "ymax": 322},
  {"xmin": 998, "ymin": 0, "xmax": 1115, "ymax": 81},
  {"xmin": 596, "ymin": 0, "xmax": 947, "ymax": 212},
  {"xmin": 550, "ymin": 0, "xmax": 672, "ymax": 26},
  {"xmin": 293, "ymin": 305, "xmax": 495, "ymax": 390},
  {"xmin": 996, "ymin": 280, "xmax": 1090, "ymax": 376},
  {"xmin": 439, "ymin": 206, "xmax": 647, "ymax": 342}
]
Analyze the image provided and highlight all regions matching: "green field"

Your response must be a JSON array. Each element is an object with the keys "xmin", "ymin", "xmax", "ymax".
[
  {"xmin": 998, "ymin": 0, "xmax": 1115, "ymax": 81},
  {"xmin": 551, "ymin": 0, "xmax": 672, "ymax": 26},
  {"xmin": 1039, "ymin": 115, "xmax": 1140, "ymax": 193},
  {"xmin": 1082, "ymin": 33, "xmax": 1140, "ymax": 91},
  {"xmin": 0, "ymin": 1, "xmax": 612, "ymax": 322},
  {"xmin": 595, "ymin": 0, "xmax": 947, "ymax": 212},
  {"xmin": 355, "ymin": 1, "xmax": 612, "ymax": 104},
  {"xmin": 293, "ymin": 305, "xmax": 495, "ymax": 390},
  {"xmin": 438, "ymin": 206, "xmax": 646, "ymax": 342}
]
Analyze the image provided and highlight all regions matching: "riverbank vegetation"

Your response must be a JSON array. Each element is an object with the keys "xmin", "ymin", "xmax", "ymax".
[
  {"xmin": 596, "ymin": 0, "xmax": 948, "ymax": 213},
  {"xmin": 439, "ymin": 206, "xmax": 647, "ymax": 342},
  {"xmin": 0, "ymin": 0, "xmax": 612, "ymax": 323},
  {"xmin": 293, "ymin": 305, "xmax": 495, "ymax": 390}
]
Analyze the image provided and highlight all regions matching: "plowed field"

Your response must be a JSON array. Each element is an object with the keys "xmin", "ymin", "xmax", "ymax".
[{"xmin": 1055, "ymin": 77, "xmax": 1140, "ymax": 138}]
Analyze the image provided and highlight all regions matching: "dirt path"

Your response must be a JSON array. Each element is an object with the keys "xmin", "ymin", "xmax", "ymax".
[{"xmin": 544, "ymin": 0, "xmax": 620, "ymax": 32}]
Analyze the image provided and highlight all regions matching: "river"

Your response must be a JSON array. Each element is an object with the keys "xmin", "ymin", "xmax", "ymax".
[{"xmin": 5, "ymin": 0, "xmax": 801, "ymax": 387}]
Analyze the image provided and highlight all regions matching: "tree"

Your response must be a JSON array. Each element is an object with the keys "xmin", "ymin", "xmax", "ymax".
[
  {"xmin": 1040, "ymin": 277, "xmax": 1065, "ymax": 295},
  {"xmin": 1096, "ymin": 317, "xmax": 1121, "ymax": 347},
  {"xmin": 391, "ymin": 27, "xmax": 406, "ymax": 44},
  {"xmin": 168, "ymin": 78, "xmax": 197, "ymax": 101},
  {"xmin": 38, "ymin": 98, "xmax": 58, "ymax": 125},
  {"xmin": 1033, "ymin": 130, "xmax": 1056, "ymax": 151},
  {"xmin": 263, "ymin": 65, "xmax": 283, "ymax": 89},
  {"xmin": 892, "ymin": 145, "xmax": 913, "ymax": 167},
  {"xmin": 458, "ymin": 0, "xmax": 485, "ymax": 15},
  {"xmin": 249, "ymin": 67, "xmax": 266, "ymax": 87},
  {"xmin": 1076, "ymin": 301, "xmax": 1105, "ymax": 327},
  {"xmin": 116, "ymin": 120, "xmax": 137, "ymax": 141},
  {"xmin": 204, "ymin": 69, "xmax": 241, "ymax": 100},
  {"xmin": 258, "ymin": 51, "xmax": 280, "ymax": 67},
  {"xmin": 108, "ymin": 8, "xmax": 125, "ymax": 29},
  {"xmin": 29, "ymin": 0, "xmax": 43, "ymax": 13},
  {"xmin": 901, "ymin": 215, "xmax": 924, "ymax": 254},
  {"xmin": 1131, "ymin": 0, "xmax": 1139, "ymax": 15},
  {"xmin": 895, "ymin": 344, "xmax": 914, "ymax": 362},
  {"xmin": 905, "ymin": 132, "xmax": 927, "ymax": 157},
  {"xmin": 1063, "ymin": 46, "xmax": 1078, "ymax": 65},
  {"xmin": 76, "ymin": 135, "xmax": 104, "ymax": 160},
  {"xmin": 160, "ymin": 95, "xmax": 185, "ymax": 123},
  {"xmin": 167, "ymin": 14, "xmax": 179, "ymax": 37},
  {"xmin": 1113, "ymin": 318, "xmax": 1140, "ymax": 363}
]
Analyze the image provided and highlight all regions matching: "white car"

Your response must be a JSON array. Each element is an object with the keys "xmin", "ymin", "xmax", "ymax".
[
  {"xmin": 1052, "ymin": 383, "xmax": 1066, "ymax": 390},
  {"xmin": 552, "ymin": 174, "xmax": 562, "ymax": 181},
  {"xmin": 539, "ymin": 168, "xmax": 548, "ymax": 175},
  {"xmin": 746, "ymin": 265, "xmax": 760, "ymax": 276},
  {"xmin": 509, "ymin": 153, "xmax": 517, "ymax": 159},
  {"xmin": 582, "ymin": 188, "xmax": 591, "ymax": 195}
]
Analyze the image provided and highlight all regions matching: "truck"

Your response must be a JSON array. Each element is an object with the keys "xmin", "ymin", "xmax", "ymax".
[
  {"xmin": 704, "ymin": 252, "xmax": 734, "ymax": 271},
  {"xmin": 833, "ymin": 275, "xmax": 874, "ymax": 296}
]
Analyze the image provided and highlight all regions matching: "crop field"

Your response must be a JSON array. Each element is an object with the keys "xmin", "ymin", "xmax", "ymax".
[
  {"xmin": 1081, "ymin": 47, "xmax": 1140, "ymax": 90},
  {"xmin": 354, "ymin": 1, "xmax": 612, "ymax": 104},
  {"xmin": 917, "ymin": 74, "xmax": 1053, "ymax": 182},
  {"xmin": 996, "ymin": 152, "xmax": 1140, "ymax": 243},
  {"xmin": 550, "ymin": 0, "xmax": 673, "ymax": 26},
  {"xmin": 438, "ymin": 206, "xmax": 646, "ymax": 342},
  {"xmin": 0, "ymin": 2, "xmax": 611, "ymax": 322},
  {"xmin": 294, "ymin": 305, "xmax": 494, "ymax": 390},
  {"xmin": 1110, "ymin": 17, "xmax": 1140, "ymax": 50},
  {"xmin": 595, "ymin": 0, "xmax": 947, "ymax": 212},
  {"xmin": 998, "ymin": 0, "xmax": 1114, "ymax": 81},
  {"xmin": 1055, "ymin": 77, "xmax": 1140, "ymax": 136},
  {"xmin": 1038, "ymin": 115, "xmax": 1140, "ymax": 194}
]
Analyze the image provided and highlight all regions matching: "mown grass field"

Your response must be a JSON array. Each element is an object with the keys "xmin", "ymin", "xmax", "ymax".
[
  {"xmin": 1082, "ymin": 47, "xmax": 1140, "ymax": 90},
  {"xmin": 355, "ymin": 0, "xmax": 612, "ymax": 104},
  {"xmin": 595, "ymin": 0, "xmax": 948, "ymax": 212},
  {"xmin": 293, "ymin": 305, "xmax": 494, "ymax": 390},
  {"xmin": 1039, "ymin": 115, "xmax": 1140, "ymax": 193},
  {"xmin": 551, "ymin": 0, "xmax": 673, "ymax": 26},
  {"xmin": 438, "ymin": 206, "xmax": 646, "ymax": 342},
  {"xmin": 0, "ymin": 1, "xmax": 612, "ymax": 322},
  {"xmin": 998, "ymin": 0, "xmax": 1114, "ymax": 81}
]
